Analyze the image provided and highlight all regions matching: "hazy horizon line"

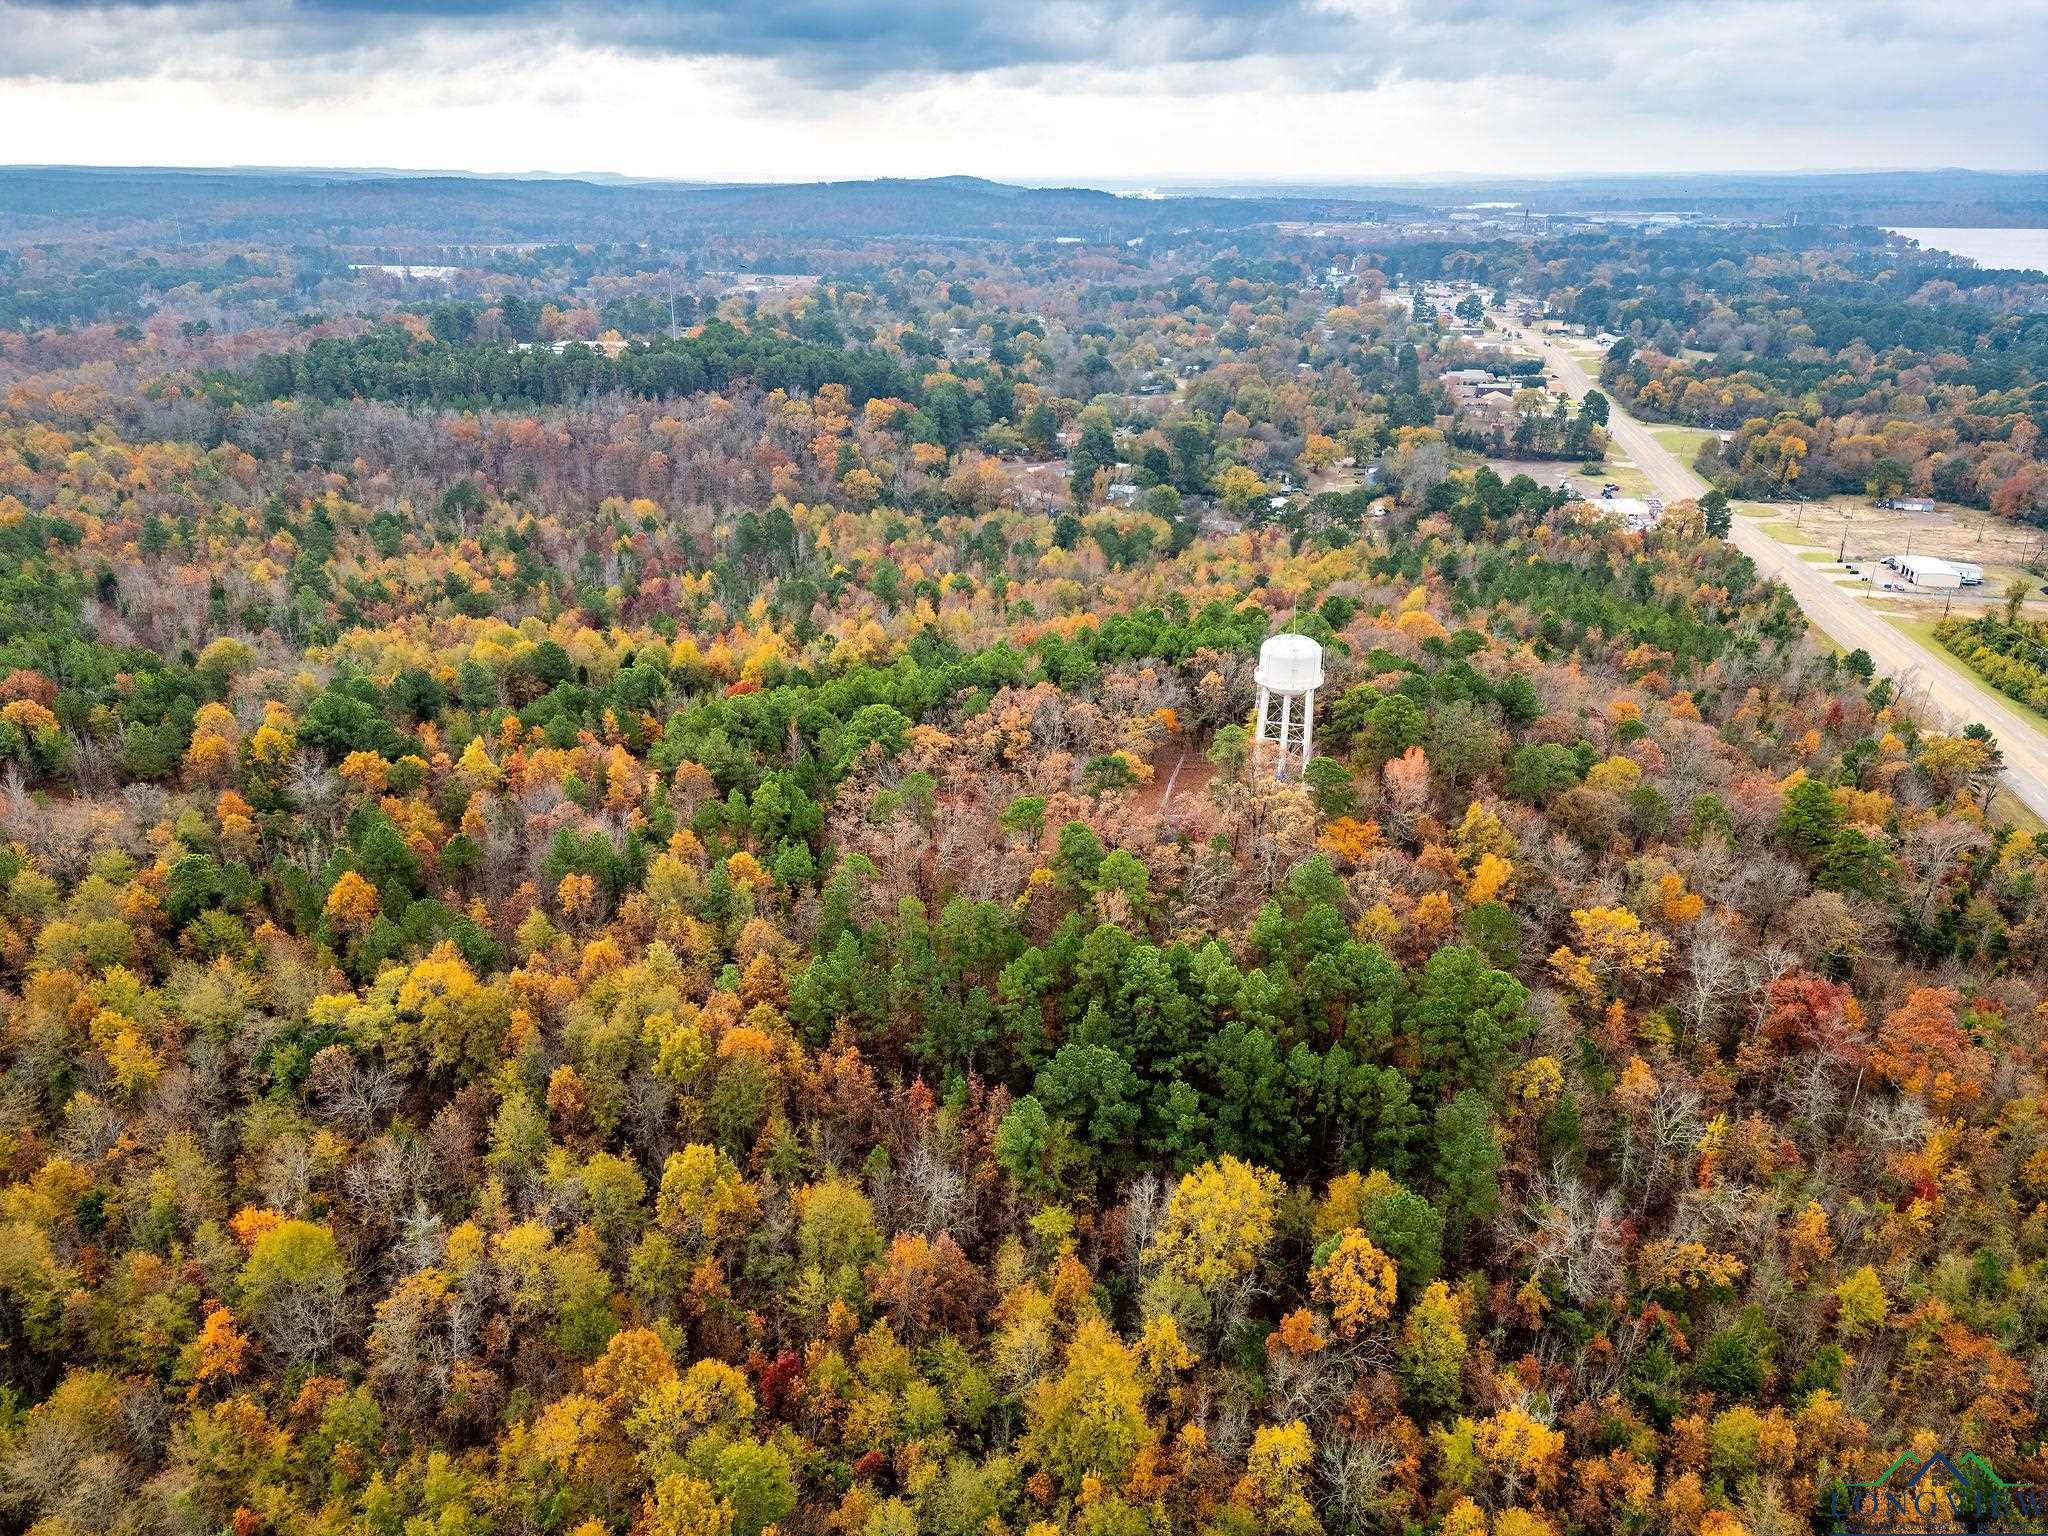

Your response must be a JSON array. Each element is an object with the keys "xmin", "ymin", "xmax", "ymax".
[{"xmin": 6, "ymin": 162, "xmax": 2047, "ymax": 192}]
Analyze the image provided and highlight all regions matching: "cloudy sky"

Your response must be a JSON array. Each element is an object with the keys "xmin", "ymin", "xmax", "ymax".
[{"xmin": 3, "ymin": 0, "xmax": 2043, "ymax": 182}]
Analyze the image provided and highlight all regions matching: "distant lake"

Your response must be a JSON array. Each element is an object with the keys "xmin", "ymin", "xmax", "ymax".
[{"xmin": 1884, "ymin": 227, "xmax": 2048, "ymax": 274}]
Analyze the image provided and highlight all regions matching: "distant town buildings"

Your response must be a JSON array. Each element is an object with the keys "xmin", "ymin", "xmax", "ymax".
[
  {"xmin": 1278, "ymin": 206, "xmax": 1746, "ymax": 243},
  {"xmin": 510, "ymin": 335, "xmax": 630, "ymax": 357}
]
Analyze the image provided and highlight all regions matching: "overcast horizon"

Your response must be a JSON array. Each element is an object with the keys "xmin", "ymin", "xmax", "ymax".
[
  {"xmin": 9, "ymin": 164, "xmax": 2047, "ymax": 190},
  {"xmin": 5, "ymin": 0, "xmax": 2045, "ymax": 183}
]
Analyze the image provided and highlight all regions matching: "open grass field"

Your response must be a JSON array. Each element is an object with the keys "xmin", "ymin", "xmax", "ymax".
[
  {"xmin": 1753, "ymin": 518, "xmax": 1831, "ymax": 549},
  {"xmin": 1997, "ymin": 787, "xmax": 2048, "ymax": 837},
  {"xmin": 1575, "ymin": 457, "xmax": 1656, "ymax": 498},
  {"xmin": 1647, "ymin": 424, "xmax": 1721, "ymax": 465}
]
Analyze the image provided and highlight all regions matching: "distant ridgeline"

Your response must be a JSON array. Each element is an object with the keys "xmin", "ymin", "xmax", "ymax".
[
  {"xmin": 5, "ymin": 166, "xmax": 2047, "ymax": 247},
  {"xmin": 215, "ymin": 319, "xmax": 918, "ymax": 410}
]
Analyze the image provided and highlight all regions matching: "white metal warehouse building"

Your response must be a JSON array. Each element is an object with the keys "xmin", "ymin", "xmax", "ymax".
[{"xmin": 1893, "ymin": 555, "xmax": 1968, "ymax": 589}]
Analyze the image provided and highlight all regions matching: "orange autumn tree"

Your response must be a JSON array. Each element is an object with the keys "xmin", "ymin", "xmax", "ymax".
[{"xmin": 1870, "ymin": 986, "xmax": 1991, "ymax": 1107}]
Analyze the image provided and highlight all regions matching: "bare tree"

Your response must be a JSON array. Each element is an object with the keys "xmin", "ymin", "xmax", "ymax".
[
  {"xmin": 1680, "ymin": 917, "xmax": 1754, "ymax": 1039},
  {"xmin": 307, "ymin": 1044, "xmax": 402, "ymax": 1138},
  {"xmin": 1621, "ymin": 1078, "xmax": 1707, "ymax": 1217},
  {"xmin": 1516, "ymin": 1170, "xmax": 1625, "ymax": 1305},
  {"xmin": 1320, "ymin": 1432, "xmax": 1405, "ymax": 1536},
  {"xmin": 895, "ymin": 1136, "xmax": 975, "ymax": 1243}
]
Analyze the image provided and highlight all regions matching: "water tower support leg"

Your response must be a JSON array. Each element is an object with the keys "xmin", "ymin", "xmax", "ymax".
[
  {"xmin": 1255, "ymin": 685, "xmax": 1271, "ymax": 744},
  {"xmin": 1301, "ymin": 688, "xmax": 1314, "ymax": 770}
]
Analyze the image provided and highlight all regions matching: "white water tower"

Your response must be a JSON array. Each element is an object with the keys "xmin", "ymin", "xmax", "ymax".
[{"xmin": 1254, "ymin": 633, "xmax": 1324, "ymax": 780}]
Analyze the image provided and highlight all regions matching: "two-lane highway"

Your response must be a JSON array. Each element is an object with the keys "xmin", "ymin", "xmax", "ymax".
[{"xmin": 1515, "ymin": 327, "xmax": 2048, "ymax": 825}]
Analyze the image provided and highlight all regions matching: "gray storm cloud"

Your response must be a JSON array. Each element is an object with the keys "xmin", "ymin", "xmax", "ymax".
[{"xmin": 1, "ymin": 0, "xmax": 2044, "ymax": 134}]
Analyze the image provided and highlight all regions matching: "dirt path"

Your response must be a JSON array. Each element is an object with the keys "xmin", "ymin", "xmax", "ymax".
[
  {"xmin": 1509, "ymin": 323, "xmax": 2048, "ymax": 825},
  {"xmin": 1135, "ymin": 749, "xmax": 1217, "ymax": 829},
  {"xmin": 1157, "ymin": 752, "xmax": 1186, "ymax": 811}
]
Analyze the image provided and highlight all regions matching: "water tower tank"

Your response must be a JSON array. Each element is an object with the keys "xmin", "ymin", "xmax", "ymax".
[
  {"xmin": 1252, "ymin": 634, "xmax": 1324, "ymax": 779},
  {"xmin": 1256, "ymin": 633, "xmax": 1325, "ymax": 693}
]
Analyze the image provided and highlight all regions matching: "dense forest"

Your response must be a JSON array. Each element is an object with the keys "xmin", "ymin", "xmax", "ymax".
[
  {"xmin": 0, "ymin": 191, "xmax": 2046, "ymax": 1536},
  {"xmin": 218, "ymin": 323, "xmax": 918, "ymax": 413}
]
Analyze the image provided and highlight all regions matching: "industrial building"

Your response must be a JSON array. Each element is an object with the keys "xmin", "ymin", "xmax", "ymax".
[{"xmin": 1888, "ymin": 554, "xmax": 1978, "ymax": 589}]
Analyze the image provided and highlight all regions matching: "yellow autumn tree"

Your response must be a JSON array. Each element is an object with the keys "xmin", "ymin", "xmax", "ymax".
[
  {"xmin": 457, "ymin": 734, "xmax": 502, "ymax": 790},
  {"xmin": 1473, "ymin": 1403, "xmax": 1566, "ymax": 1499},
  {"xmin": 1319, "ymin": 816, "xmax": 1384, "ymax": 863},
  {"xmin": 1311, "ymin": 1230, "xmax": 1397, "ymax": 1338},
  {"xmin": 1786, "ymin": 1201, "xmax": 1834, "ymax": 1282},
  {"xmin": 1400, "ymin": 1280, "xmax": 1469, "ymax": 1417},
  {"xmin": 1229, "ymin": 1420, "xmax": 1323, "ymax": 1534},
  {"xmin": 1584, "ymin": 755, "xmax": 1642, "ymax": 795},
  {"xmin": 1835, "ymin": 1265, "xmax": 1889, "ymax": 1337},
  {"xmin": 1136, "ymin": 1312, "xmax": 1195, "ymax": 1382},
  {"xmin": 655, "ymin": 1144, "xmax": 760, "ymax": 1254},
  {"xmin": 1453, "ymin": 800, "xmax": 1515, "ymax": 864},
  {"xmin": 323, "ymin": 870, "xmax": 381, "ymax": 935},
  {"xmin": 182, "ymin": 701, "xmax": 239, "ymax": 785},
  {"xmin": 1551, "ymin": 906, "xmax": 1671, "ymax": 997},
  {"xmin": 1147, "ymin": 1156, "xmax": 1280, "ymax": 1290},
  {"xmin": 1466, "ymin": 852, "xmax": 1514, "ymax": 905},
  {"xmin": 388, "ymin": 941, "xmax": 511, "ymax": 1078},
  {"xmin": 1021, "ymin": 1316, "xmax": 1155, "ymax": 1496},
  {"xmin": 641, "ymin": 1473, "xmax": 734, "ymax": 1536},
  {"xmin": 339, "ymin": 749, "xmax": 389, "ymax": 794},
  {"xmin": 1215, "ymin": 463, "xmax": 1267, "ymax": 514},
  {"xmin": 1652, "ymin": 871, "xmax": 1704, "ymax": 926}
]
